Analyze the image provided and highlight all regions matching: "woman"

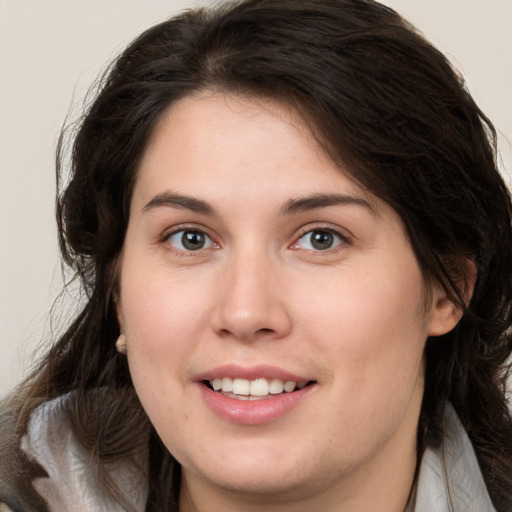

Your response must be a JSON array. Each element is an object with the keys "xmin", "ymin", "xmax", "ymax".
[{"xmin": 1, "ymin": 0, "xmax": 511, "ymax": 510}]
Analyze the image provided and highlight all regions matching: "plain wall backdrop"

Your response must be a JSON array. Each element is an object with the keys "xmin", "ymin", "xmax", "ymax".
[{"xmin": 1, "ymin": 0, "xmax": 511, "ymax": 397}]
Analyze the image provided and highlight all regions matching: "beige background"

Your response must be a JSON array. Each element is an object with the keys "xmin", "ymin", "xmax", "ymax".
[{"xmin": 1, "ymin": 0, "xmax": 511, "ymax": 397}]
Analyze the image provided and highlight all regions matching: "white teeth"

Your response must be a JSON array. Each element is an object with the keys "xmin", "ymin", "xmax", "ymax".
[
  {"xmin": 250, "ymin": 378, "xmax": 269, "ymax": 396},
  {"xmin": 209, "ymin": 377, "xmax": 307, "ymax": 397},
  {"xmin": 284, "ymin": 380, "xmax": 296, "ymax": 392},
  {"xmin": 269, "ymin": 378, "xmax": 284, "ymax": 394},
  {"xmin": 221, "ymin": 377, "xmax": 233, "ymax": 392},
  {"xmin": 232, "ymin": 378, "xmax": 250, "ymax": 396}
]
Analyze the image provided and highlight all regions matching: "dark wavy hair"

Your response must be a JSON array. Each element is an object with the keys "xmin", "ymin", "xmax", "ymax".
[{"xmin": 11, "ymin": 0, "xmax": 512, "ymax": 510}]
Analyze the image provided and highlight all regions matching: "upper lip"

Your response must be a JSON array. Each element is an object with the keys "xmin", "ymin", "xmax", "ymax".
[{"xmin": 194, "ymin": 364, "xmax": 313, "ymax": 383}]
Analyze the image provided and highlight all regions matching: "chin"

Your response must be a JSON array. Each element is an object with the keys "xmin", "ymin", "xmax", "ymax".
[
  {"xmin": 182, "ymin": 449, "xmax": 340, "ymax": 504},
  {"xmin": 200, "ymin": 469, "xmax": 313, "ymax": 501}
]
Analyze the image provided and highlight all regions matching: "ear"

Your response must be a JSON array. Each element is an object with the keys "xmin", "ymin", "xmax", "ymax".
[
  {"xmin": 115, "ymin": 297, "xmax": 124, "ymax": 332},
  {"xmin": 427, "ymin": 259, "xmax": 477, "ymax": 337},
  {"xmin": 110, "ymin": 255, "xmax": 124, "ymax": 331}
]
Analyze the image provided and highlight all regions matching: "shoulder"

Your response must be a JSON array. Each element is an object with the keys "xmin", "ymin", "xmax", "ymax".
[
  {"xmin": 1, "ymin": 390, "xmax": 148, "ymax": 512},
  {"xmin": 413, "ymin": 404, "xmax": 497, "ymax": 512},
  {"xmin": 0, "ymin": 399, "xmax": 50, "ymax": 512}
]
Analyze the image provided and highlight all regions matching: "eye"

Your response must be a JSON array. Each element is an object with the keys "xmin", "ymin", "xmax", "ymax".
[
  {"xmin": 293, "ymin": 229, "xmax": 345, "ymax": 251},
  {"xmin": 167, "ymin": 229, "xmax": 215, "ymax": 251}
]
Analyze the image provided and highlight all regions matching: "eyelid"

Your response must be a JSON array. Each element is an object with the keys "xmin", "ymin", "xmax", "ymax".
[
  {"xmin": 289, "ymin": 224, "xmax": 352, "ymax": 251},
  {"xmin": 161, "ymin": 224, "xmax": 220, "ymax": 253}
]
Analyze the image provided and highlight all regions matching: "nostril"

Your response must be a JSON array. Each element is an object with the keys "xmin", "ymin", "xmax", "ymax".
[{"xmin": 257, "ymin": 328, "xmax": 274, "ymax": 334}]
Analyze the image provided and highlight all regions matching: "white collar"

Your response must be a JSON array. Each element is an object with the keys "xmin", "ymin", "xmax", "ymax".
[
  {"xmin": 21, "ymin": 396, "xmax": 147, "ymax": 512},
  {"xmin": 411, "ymin": 404, "xmax": 496, "ymax": 512}
]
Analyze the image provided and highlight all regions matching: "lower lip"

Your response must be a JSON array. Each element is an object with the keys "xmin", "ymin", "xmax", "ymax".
[{"xmin": 199, "ymin": 383, "xmax": 315, "ymax": 425}]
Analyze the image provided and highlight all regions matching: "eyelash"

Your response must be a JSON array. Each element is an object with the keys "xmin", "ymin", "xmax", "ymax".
[
  {"xmin": 161, "ymin": 225, "xmax": 350, "ymax": 255},
  {"xmin": 290, "ymin": 226, "xmax": 350, "ymax": 253},
  {"xmin": 162, "ymin": 226, "xmax": 219, "ymax": 255}
]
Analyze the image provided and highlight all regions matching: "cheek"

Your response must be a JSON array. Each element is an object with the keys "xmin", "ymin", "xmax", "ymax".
[
  {"xmin": 302, "ymin": 263, "xmax": 428, "ymax": 393},
  {"xmin": 118, "ymin": 259, "xmax": 214, "ymax": 394},
  {"xmin": 120, "ymin": 258, "xmax": 210, "ymax": 336},
  {"xmin": 118, "ymin": 268, "xmax": 209, "ymax": 438}
]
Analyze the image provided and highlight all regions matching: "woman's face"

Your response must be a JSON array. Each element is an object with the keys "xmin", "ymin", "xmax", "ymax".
[{"xmin": 116, "ymin": 94, "xmax": 459, "ymax": 507}]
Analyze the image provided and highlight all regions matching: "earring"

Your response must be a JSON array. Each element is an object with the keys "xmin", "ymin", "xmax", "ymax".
[{"xmin": 115, "ymin": 334, "xmax": 127, "ymax": 354}]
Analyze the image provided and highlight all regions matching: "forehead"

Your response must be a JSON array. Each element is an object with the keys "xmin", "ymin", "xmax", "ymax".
[{"xmin": 134, "ymin": 93, "xmax": 377, "ymax": 211}]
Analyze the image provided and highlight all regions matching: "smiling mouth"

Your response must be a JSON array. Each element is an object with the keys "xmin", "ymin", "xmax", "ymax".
[{"xmin": 204, "ymin": 377, "xmax": 315, "ymax": 401}]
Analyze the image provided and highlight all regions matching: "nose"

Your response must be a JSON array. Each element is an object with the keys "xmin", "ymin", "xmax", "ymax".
[{"xmin": 211, "ymin": 252, "xmax": 292, "ymax": 342}]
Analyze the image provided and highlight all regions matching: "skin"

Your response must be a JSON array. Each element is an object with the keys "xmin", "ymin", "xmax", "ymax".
[{"xmin": 116, "ymin": 93, "xmax": 462, "ymax": 512}]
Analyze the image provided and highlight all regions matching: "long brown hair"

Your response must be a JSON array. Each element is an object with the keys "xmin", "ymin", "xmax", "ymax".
[{"xmin": 11, "ymin": 1, "xmax": 512, "ymax": 510}]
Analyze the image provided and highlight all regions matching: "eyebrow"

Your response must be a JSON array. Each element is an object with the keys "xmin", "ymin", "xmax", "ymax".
[
  {"xmin": 143, "ymin": 192, "xmax": 217, "ymax": 216},
  {"xmin": 143, "ymin": 191, "xmax": 376, "ymax": 217},
  {"xmin": 280, "ymin": 193, "xmax": 376, "ymax": 216}
]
